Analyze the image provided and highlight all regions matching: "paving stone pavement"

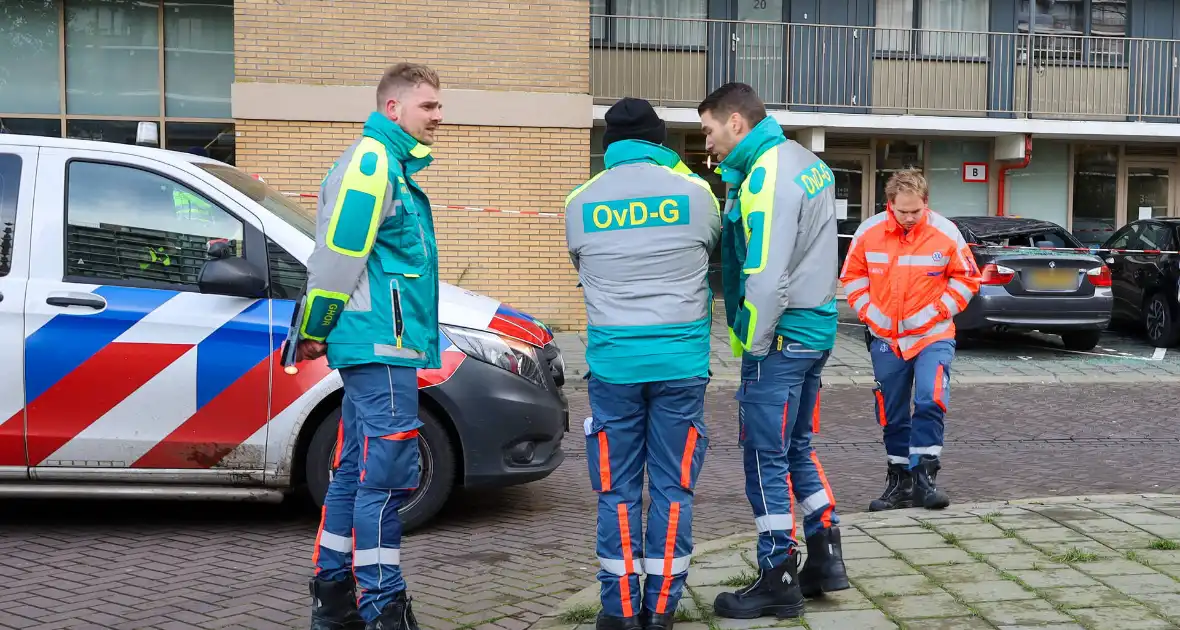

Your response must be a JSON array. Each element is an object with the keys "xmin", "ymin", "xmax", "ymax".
[
  {"xmin": 2, "ymin": 383, "xmax": 1179, "ymax": 629},
  {"xmin": 533, "ymin": 494, "xmax": 1180, "ymax": 630},
  {"xmin": 553, "ymin": 302, "xmax": 1180, "ymax": 388}
]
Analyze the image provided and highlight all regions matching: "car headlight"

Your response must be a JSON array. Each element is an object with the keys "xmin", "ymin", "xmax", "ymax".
[{"xmin": 441, "ymin": 324, "xmax": 547, "ymax": 388}]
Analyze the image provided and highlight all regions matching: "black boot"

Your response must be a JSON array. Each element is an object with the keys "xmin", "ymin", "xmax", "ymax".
[
  {"xmin": 309, "ymin": 575, "xmax": 365, "ymax": 630},
  {"xmin": 712, "ymin": 550, "xmax": 805, "ymax": 619},
  {"xmin": 596, "ymin": 610, "xmax": 642, "ymax": 630},
  {"xmin": 868, "ymin": 463, "xmax": 913, "ymax": 511},
  {"xmin": 365, "ymin": 590, "xmax": 419, "ymax": 630},
  {"xmin": 641, "ymin": 610, "xmax": 675, "ymax": 630},
  {"xmin": 912, "ymin": 455, "xmax": 951, "ymax": 509},
  {"xmin": 799, "ymin": 526, "xmax": 850, "ymax": 599}
]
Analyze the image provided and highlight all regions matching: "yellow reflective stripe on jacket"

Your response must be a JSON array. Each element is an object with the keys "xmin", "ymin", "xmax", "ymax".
[
  {"xmin": 738, "ymin": 147, "xmax": 779, "ymax": 275},
  {"xmin": 325, "ymin": 136, "xmax": 389, "ymax": 258}
]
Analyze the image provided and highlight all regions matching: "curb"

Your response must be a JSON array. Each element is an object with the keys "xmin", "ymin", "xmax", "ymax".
[
  {"xmin": 559, "ymin": 373, "xmax": 1180, "ymax": 391},
  {"xmin": 532, "ymin": 493, "xmax": 1180, "ymax": 628}
]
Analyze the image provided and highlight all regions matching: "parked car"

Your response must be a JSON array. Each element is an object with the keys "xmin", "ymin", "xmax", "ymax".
[
  {"xmin": 949, "ymin": 217, "xmax": 1112, "ymax": 351},
  {"xmin": 1099, "ymin": 218, "xmax": 1180, "ymax": 347},
  {"xmin": 0, "ymin": 133, "xmax": 568, "ymax": 532}
]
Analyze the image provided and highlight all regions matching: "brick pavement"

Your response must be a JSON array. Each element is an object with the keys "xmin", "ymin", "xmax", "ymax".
[
  {"xmin": 2, "ymin": 383, "xmax": 1179, "ymax": 629},
  {"xmin": 534, "ymin": 494, "xmax": 1180, "ymax": 630},
  {"xmin": 554, "ymin": 302, "xmax": 1180, "ymax": 388}
]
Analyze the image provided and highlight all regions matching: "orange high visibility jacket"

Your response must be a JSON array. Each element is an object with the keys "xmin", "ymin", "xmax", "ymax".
[{"xmin": 839, "ymin": 207, "xmax": 982, "ymax": 360}]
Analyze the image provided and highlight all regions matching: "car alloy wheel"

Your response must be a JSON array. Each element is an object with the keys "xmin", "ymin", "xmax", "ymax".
[{"xmin": 1147, "ymin": 297, "xmax": 1168, "ymax": 342}]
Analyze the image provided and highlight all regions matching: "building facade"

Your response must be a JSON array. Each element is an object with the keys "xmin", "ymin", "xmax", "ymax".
[{"xmin": 3, "ymin": 0, "xmax": 1180, "ymax": 331}]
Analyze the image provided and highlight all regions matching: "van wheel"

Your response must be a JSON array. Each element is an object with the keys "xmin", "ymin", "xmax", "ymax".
[{"xmin": 305, "ymin": 404, "xmax": 456, "ymax": 533}]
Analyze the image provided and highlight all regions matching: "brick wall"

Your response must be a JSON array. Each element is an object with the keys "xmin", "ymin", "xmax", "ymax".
[
  {"xmin": 237, "ymin": 120, "xmax": 591, "ymax": 331},
  {"xmin": 233, "ymin": 0, "xmax": 589, "ymax": 93}
]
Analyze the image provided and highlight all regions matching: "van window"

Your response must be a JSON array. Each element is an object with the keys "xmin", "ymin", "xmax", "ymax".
[
  {"xmin": 65, "ymin": 161, "xmax": 245, "ymax": 287},
  {"xmin": 0, "ymin": 153, "xmax": 20, "ymax": 277},
  {"xmin": 266, "ymin": 236, "xmax": 307, "ymax": 300}
]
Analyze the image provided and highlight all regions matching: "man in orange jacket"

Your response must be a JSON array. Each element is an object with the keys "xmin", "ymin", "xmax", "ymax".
[{"xmin": 839, "ymin": 169, "xmax": 981, "ymax": 511}]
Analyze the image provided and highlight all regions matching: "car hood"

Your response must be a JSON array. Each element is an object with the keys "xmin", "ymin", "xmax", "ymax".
[{"xmin": 438, "ymin": 282, "xmax": 554, "ymax": 348}]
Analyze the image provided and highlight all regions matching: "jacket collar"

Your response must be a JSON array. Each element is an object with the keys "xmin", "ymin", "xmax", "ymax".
[
  {"xmin": 717, "ymin": 116, "xmax": 786, "ymax": 185},
  {"xmin": 884, "ymin": 204, "xmax": 930, "ymax": 235},
  {"xmin": 604, "ymin": 139, "xmax": 683, "ymax": 170},
  {"xmin": 362, "ymin": 111, "xmax": 433, "ymax": 176}
]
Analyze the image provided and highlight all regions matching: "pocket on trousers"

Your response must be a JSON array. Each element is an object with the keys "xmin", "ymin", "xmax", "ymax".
[
  {"xmin": 872, "ymin": 381, "xmax": 888, "ymax": 427},
  {"xmin": 737, "ymin": 400, "xmax": 787, "ymax": 452},
  {"xmin": 584, "ymin": 416, "xmax": 612, "ymax": 493},
  {"xmin": 933, "ymin": 362, "xmax": 951, "ymax": 412},
  {"xmin": 359, "ymin": 430, "xmax": 421, "ymax": 490}
]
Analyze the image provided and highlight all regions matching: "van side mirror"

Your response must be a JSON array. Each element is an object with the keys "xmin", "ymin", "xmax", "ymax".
[{"xmin": 198, "ymin": 257, "xmax": 267, "ymax": 298}]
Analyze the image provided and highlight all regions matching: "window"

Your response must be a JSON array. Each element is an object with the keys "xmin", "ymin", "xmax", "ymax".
[
  {"xmin": 875, "ymin": 0, "xmax": 989, "ymax": 57},
  {"xmin": 65, "ymin": 0, "xmax": 161, "ymax": 116},
  {"xmin": 0, "ymin": 154, "xmax": 22, "ymax": 277},
  {"xmin": 164, "ymin": 0, "xmax": 233, "ymax": 118},
  {"xmin": 1018, "ymin": 0, "xmax": 1127, "ymax": 61},
  {"xmin": 198, "ymin": 163, "xmax": 315, "ymax": 238},
  {"xmin": 0, "ymin": 0, "xmax": 62, "ymax": 114},
  {"xmin": 592, "ymin": 0, "xmax": 708, "ymax": 48},
  {"xmin": 267, "ymin": 237, "xmax": 306, "ymax": 300},
  {"xmin": 65, "ymin": 160, "xmax": 244, "ymax": 286}
]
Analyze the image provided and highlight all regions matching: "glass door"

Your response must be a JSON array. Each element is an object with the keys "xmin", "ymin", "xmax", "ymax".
[
  {"xmin": 1124, "ymin": 162, "xmax": 1175, "ymax": 225},
  {"xmin": 824, "ymin": 154, "xmax": 869, "ymax": 271}
]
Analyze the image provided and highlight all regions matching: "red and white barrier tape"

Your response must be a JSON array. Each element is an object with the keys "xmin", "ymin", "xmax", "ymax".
[
  {"xmin": 279, "ymin": 191, "xmax": 1178, "ymax": 254},
  {"xmin": 283, "ymin": 192, "xmax": 565, "ymax": 218}
]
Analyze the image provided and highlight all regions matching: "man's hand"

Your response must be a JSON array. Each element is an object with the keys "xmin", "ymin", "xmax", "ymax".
[{"xmin": 297, "ymin": 339, "xmax": 327, "ymax": 362}]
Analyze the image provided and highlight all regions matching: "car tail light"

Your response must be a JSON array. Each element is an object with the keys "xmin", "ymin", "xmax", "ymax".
[
  {"xmin": 1086, "ymin": 265, "xmax": 1112, "ymax": 287},
  {"xmin": 980, "ymin": 263, "xmax": 1015, "ymax": 285}
]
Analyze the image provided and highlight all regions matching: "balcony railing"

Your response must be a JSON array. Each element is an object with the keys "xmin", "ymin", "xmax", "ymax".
[{"xmin": 590, "ymin": 15, "xmax": 1180, "ymax": 122}]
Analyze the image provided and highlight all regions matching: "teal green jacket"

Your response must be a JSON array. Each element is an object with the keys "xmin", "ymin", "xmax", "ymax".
[
  {"xmin": 565, "ymin": 140, "xmax": 721, "ymax": 384},
  {"xmin": 716, "ymin": 117, "xmax": 840, "ymax": 357},
  {"xmin": 299, "ymin": 111, "xmax": 442, "ymax": 371}
]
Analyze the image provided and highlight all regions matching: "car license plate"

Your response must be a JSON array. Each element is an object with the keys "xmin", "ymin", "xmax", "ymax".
[{"xmin": 1026, "ymin": 268, "xmax": 1077, "ymax": 290}]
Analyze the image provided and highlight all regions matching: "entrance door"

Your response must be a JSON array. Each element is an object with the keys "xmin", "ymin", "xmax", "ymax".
[
  {"xmin": 732, "ymin": 0, "xmax": 787, "ymax": 105},
  {"xmin": 824, "ymin": 155, "xmax": 869, "ymax": 271},
  {"xmin": 1124, "ymin": 163, "xmax": 1175, "ymax": 226}
]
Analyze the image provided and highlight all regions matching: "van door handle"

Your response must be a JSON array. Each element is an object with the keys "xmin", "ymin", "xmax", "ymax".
[{"xmin": 46, "ymin": 292, "xmax": 107, "ymax": 310}]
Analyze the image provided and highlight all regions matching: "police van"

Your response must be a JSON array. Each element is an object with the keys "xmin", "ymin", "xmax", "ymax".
[{"xmin": 0, "ymin": 130, "xmax": 569, "ymax": 532}]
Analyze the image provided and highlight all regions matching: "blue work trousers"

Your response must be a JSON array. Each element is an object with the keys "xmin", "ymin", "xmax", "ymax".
[
  {"xmin": 585, "ymin": 375, "xmax": 709, "ymax": 619},
  {"xmin": 736, "ymin": 343, "xmax": 840, "ymax": 570},
  {"xmin": 869, "ymin": 338, "xmax": 954, "ymax": 469},
  {"xmin": 312, "ymin": 363, "xmax": 422, "ymax": 622}
]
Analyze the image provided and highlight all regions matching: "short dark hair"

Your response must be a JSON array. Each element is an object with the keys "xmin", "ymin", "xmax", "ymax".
[
  {"xmin": 376, "ymin": 62, "xmax": 441, "ymax": 108},
  {"xmin": 697, "ymin": 82, "xmax": 767, "ymax": 125}
]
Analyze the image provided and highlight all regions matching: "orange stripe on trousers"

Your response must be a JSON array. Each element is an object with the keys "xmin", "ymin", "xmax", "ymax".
[
  {"xmin": 655, "ymin": 502, "xmax": 681, "ymax": 614},
  {"xmin": 598, "ymin": 432, "xmax": 612, "ymax": 491},
  {"xmin": 933, "ymin": 365, "xmax": 946, "ymax": 412},
  {"xmin": 812, "ymin": 390, "xmax": 822, "ymax": 434},
  {"xmin": 311, "ymin": 505, "xmax": 327, "ymax": 572},
  {"xmin": 616, "ymin": 503, "xmax": 635, "ymax": 617},
  {"xmin": 874, "ymin": 390, "xmax": 887, "ymax": 427},
  {"xmin": 810, "ymin": 451, "xmax": 837, "ymax": 528},
  {"xmin": 679, "ymin": 427, "xmax": 698, "ymax": 488}
]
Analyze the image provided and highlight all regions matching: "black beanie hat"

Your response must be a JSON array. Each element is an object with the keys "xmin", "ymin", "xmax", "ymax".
[{"xmin": 602, "ymin": 97, "xmax": 666, "ymax": 148}]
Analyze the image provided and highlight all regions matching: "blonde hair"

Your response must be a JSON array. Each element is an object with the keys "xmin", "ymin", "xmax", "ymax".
[
  {"xmin": 376, "ymin": 63, "xmax": 441, "ymax": 108},
  {"xmin": 884, "ymin": 168, "xmax": 929, "ymax": 202}
]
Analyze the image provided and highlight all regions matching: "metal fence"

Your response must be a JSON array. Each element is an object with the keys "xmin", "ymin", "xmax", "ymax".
[{"xmin": 590, "ymin": 15, "xmax": 1180, "ymax": 121}]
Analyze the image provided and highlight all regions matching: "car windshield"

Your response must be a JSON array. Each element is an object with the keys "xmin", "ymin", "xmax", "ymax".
[{"xmin": 197, "ymin": 163, "xmax": 316, "ymax": 238}]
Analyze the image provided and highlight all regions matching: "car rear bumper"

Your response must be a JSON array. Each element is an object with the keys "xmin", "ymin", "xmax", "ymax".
[
  {"xmin": 428, "ymin": 356, "xmax": 568, "ymax": 489},
  {"xmin": 956, "ymin": 287, "xmax": 1113, "ymax": 332}
]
